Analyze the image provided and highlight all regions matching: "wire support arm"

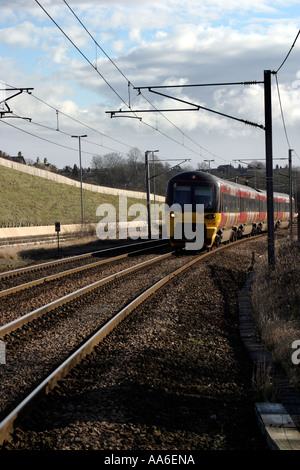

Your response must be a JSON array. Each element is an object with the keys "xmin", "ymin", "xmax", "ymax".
[
  {"xmin": 134, "ymin": 80, "xmax": 264, "ymax": 90},
  {"xmin": 107, "ymin": 88, "xmax": 265, "ymax": 130},
  {"xmin": 0, "ymin": 87, "xmax": 34, "ymax": 120},
  {"xmin": 0, "ymin": 88, "xmax": 34, "ymax": 106},
  {"xmin": 150, "ymin": 89, "xmax": 265, "ymax": 128},
  {"xmin": 106, "ymin": 108, "xmax": 198, "ymax": 118}
]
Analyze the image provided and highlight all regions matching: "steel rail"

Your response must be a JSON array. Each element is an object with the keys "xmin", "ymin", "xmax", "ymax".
[
  {"xmin": 0, "ymin": 249, "xmax": 173, "ymax": 338},
  {"xmin": 0, "ymin": 239, "xmax": 166, "ymax": 280},
  {"xmin": 0, "ymin": 234, "xmax": 263, "ymax": 445},
  {"xmin": 0, "ymin": 242, "xmax": 169, "ymax": 298},
  {"xmin": 0, "ymin": 232, "xmax": 80, "ymax": 249}
]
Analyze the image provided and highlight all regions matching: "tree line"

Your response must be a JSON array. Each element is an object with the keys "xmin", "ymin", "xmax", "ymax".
[
  {"xmin": 86, "ymin": 151, "xmax": 299, "ymax": 197},
  {"xmin": 2, "ymin": 147, "xmax": 298, "ymax": 198},
  {"xmin": 88, "ymin": 148, "xmax": 189, "ymax": 196}
]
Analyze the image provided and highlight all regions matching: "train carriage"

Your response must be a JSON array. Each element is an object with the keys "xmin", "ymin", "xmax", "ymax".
[{"xmin": 165, "ymin": 170, "xmax": 294, "ymax": 249}]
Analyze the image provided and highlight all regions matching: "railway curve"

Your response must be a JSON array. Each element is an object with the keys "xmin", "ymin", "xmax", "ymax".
[{"xmin": 0, "ymin": 232, "xmax": 291, "ymax": 450}]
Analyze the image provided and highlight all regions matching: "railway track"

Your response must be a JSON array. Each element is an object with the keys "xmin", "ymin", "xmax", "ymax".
[
  {"xmin": 0, "ymin": 233, "xmax": 273, "ymax": 450},
  {"xmin": 0, "ymin": 232, "xmax": 80, "ymax": 249},
  {"xmin": 0, "ymin": 239, "xmax": 170, "ymax": 298},
  {"xmin": 0, "ymin": 238, "xmax": 169, "ymax": 281},
  {"xmin": 0, "ymin": 237, "xmax": 202, "ymax": 441}
]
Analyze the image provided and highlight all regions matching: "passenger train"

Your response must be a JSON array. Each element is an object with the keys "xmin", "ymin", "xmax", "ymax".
[{"xmin": 165, "ymin": 170, "xmax": 294, "ymax": 250}]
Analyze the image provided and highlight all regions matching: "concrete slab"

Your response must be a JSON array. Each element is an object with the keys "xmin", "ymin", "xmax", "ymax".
[{"xmin": 255, "ymin": 403, "xmax": 300, "ymax": 450}]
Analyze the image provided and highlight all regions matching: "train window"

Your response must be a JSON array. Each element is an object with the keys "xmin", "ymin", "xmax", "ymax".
[
  {"xmin": 194, "ymin": 187, "xmax": 213, "ymax": 210},
  {"xmin": 240, "ymin": 196, "xmax": 244, "ymax": 213},
  {"xmin": 222, "ymin": 192, "xmax": 239, "ymax": 213},
  {"xmin": 172, "ymin": 185, "xmax": 191, "ymax": 207}
]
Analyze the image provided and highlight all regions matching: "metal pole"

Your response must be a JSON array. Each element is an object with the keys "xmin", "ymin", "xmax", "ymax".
[
  {"xmin": 145, "ymin": 151, "xmax": 151, "ymax": 239},
  {"xmin": 57, "ymin": 231, "xmax": 60, "ymax": 257},
  {"xmin": 78, "ymin": 137, "xmax": 84, "ymax": 225},
  {"xmin": 145, "ymin": 150, "xmax": 159, "ymax": 239},
  {"xmin": 289, "ymin": 149, "xmax": 293, "ymax": 241},
  {"xmin": 152, "ymin": 153, "xmax": 156, "ymax": 206},
  {"xmin": 298, "ymin": 200, "xmax": 300, "ymax": 247},
  {"xmin": 204, "ymin": 159, "xmax": 214, "ymax": 173},
  {"xmin": 264, "ymin": 70, "xmax": 275, "ymax": 267},
  {"xmin": 72, "ymin": 134, "xmax": 87, "ymax": 225}
]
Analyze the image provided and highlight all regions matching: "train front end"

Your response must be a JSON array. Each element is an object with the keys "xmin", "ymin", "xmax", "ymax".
[{"xmin": 165, "ymin": 171, "xmax": 220, "ymax": 249}]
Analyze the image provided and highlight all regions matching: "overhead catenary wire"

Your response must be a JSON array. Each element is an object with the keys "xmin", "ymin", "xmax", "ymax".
[
  {"xmin": 35, "ymin": 0, "xmax": 205, "ymax": 160},
  {"xmin": 62, "ymin": 0, "xmax": 129, "ymax": 84},
  {"xmin": 34, "ymin": 0, "xmax": 129, "ymax": 110},
  {"xmin": 274, "ymin": 74, "xmax": 291, "ymax": 150},
  {"xmin": 0, "ymin": 118, "xmax": 196, "ymax": 172},
  {"xmin": 9, "ymin": 112, "xmax": 131, "ymax": 157},
  {"xmin": 0, "ymin": 101, "xmax": 194, "ymax": 167},
  {"xmin": 61, "ymin": 1, "xmax": 201, "ymax": 139},
  {"xmin": 3, "ymin": 82, "xmax": 137, "ymax": 158},
  {"xmin": 272, "ymin": 30, "xmax": 300, "ymax": 163},
  {"xmin": 275, "ymin": 29, "xmax": 300, "ymax": 74},
  {"xmin": 55, "ymin": 0, "xmax": 228, "ymax": 163},
  {"xmin": 0, "ymin": 118, "xmax": 95, "ymax": 156},
  {"xmin": 22, "ymin": 1, "xmax": 299, "ymax": 169},
  {"xmin": 4, "ymin": 81, "xmax": 219, "ymax": 163},
  {"xmin": 29, "ymin": 91, "xmax": 134, "ymax": 151}
]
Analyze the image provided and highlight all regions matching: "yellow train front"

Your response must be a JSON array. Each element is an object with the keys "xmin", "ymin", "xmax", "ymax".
[
  {"xmin": 165, "ymin": 170, "xmax": 293, "ymax": 250},
  {"xmin": 165, "ymin": 171, "xmax": 221, "ymax": 250}
]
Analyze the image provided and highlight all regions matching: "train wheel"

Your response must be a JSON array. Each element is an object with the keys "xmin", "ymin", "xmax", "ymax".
[{"xmin": 230, "ymin": 232, "xmax": 237, "ymax": 242}]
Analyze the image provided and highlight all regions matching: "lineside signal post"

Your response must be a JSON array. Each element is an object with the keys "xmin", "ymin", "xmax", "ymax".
[{"xmin": 55, "ymin": 221, "xmax": 61, "ymax": 257}]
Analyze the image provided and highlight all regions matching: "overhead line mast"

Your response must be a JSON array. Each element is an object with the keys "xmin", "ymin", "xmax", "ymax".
[{"xmin": 107, "ymin": 76, "xmax": 278, "ymax": 266}]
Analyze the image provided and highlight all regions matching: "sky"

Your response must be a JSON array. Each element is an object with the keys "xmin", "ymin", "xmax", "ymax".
[{"xmin": 0, "ymin": 0, "xmax": 299, "ymax": 172}]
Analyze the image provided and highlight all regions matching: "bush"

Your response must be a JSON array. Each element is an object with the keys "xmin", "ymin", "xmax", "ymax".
[{"xmin": 251, "ymin": 240, "xmax": 300, "ymax": 390}]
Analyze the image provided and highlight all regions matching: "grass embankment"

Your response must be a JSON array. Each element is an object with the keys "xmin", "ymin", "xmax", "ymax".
[
  {"xmin": 0, "ymin": 164, "xmax": 151, "ymax": 269},
  {"xmin": 0, "ymin": 165, "xmax": 147, "ymax": 226},
  {"xmin": 251, "ymin": 241, "xmax": 300, "ymax": 393}
]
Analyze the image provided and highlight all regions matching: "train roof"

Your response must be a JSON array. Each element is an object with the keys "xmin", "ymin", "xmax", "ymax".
[
  {"xmin": 167, "ymin": 171, "xmax": 218, "ymax": 184},
  {"xmin": 167, "ymin": 170, "xmax": 257, "ymax": 192},
  {"xmin": 167, "ymin": 171, "xmax": 290, "ymax": 200}
]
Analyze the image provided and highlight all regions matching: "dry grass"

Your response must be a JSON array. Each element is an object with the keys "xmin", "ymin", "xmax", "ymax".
[
  {"xmin": 251, "ymin": 357, "xmax": 277, "ymax": 402},
  {"xmin": 251, "ymin": 240, "xmax": 300, "ymax": 391},
  {"xmin": 0, "ymin": 246, "xmax": 31, "ymax": 270},
  {"xmin": 0, "ymin": 226, "xmax": 99, "ymax": 270}
]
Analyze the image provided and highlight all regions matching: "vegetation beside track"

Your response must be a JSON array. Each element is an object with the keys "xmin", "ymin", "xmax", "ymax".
[
  {"xmin": 0, "ymin": 165, "xmax": 147, "ymax": 227},
  {"xmin": 251, "ymin": 240, "xmax": 300, "ymax": 393}
]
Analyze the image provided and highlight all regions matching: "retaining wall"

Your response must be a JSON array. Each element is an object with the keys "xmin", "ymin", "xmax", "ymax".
[
  {"xmin": 0, "ymin": 223, "xmax": 93, "ymax": 240},
  {"xmin": 0, "ymin": 221, "xmax": 164, "ymax": 242}
]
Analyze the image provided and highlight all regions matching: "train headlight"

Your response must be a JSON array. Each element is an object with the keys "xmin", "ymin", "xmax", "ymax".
[
  {"xmin": 170, "ymin": 211, "xmax": 175, "ymax": 218},
  {"xmin": 205, "ymin": 214, "xmax": 216, "ymax": 219}
]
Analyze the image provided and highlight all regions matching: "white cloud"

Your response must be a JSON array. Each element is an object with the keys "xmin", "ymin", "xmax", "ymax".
[
  {"xmin": 112, "ymin": 40, "xmax": 126, "ymax": 53},
  {"xmin": 0, "ymin": 0, "xmax": 299, "ymax": 168},
  {"xmin": 0, "ymin": 21, "xmax": 41, "ymax": 47}
]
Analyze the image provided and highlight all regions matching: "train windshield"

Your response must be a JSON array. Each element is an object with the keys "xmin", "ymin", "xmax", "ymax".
[
  {"xmin": 172, "ymin": 185, "xmax": 191, "ymax": 206},
  {"xmin": 194, "ymin": 187, "xmax": 213, "ymax": 210},
  {"xmin": 172, "ymin": 183, "xmax": 214, "ymax": 211}
]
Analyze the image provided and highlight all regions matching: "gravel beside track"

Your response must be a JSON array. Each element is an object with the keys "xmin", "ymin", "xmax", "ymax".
[
  {"xmin": 0, "ymin": 251, "xmax": 197, "ymax": 423},
  {"xmin": 1, "ymin": 236, "xmax": 271, "ymax": 451}
]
